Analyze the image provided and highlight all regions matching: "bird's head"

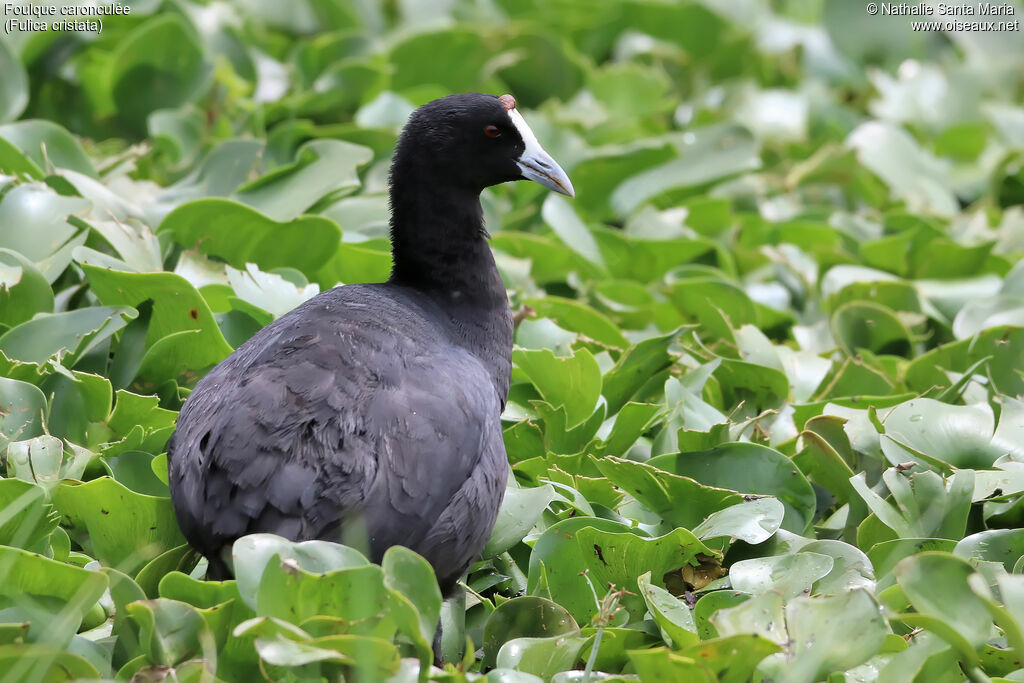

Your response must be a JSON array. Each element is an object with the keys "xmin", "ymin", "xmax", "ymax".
[{"xmin": 393, "ymin": 92, "xmax": 574, "ymax": 198}]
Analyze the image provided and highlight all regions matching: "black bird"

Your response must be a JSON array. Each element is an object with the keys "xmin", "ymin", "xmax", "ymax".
[{"xmin": 167, "ymin": 93, "xmax": 574, "ymax": 595}]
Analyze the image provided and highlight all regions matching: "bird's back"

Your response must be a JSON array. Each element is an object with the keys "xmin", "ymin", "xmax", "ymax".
[{"xmin": 167, "ymin": 283, "xmax": 509, "ymax": 588}]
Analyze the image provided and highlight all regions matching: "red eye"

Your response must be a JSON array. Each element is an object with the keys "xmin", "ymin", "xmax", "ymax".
[{"xmin": 484, "ymin": 125, "xmax": 501, "ymax": 138}]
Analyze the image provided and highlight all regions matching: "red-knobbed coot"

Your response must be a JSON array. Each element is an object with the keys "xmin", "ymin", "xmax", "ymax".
[{"xmin": 167, "ymin": 93, "xmax": 574, "ymax": 594}]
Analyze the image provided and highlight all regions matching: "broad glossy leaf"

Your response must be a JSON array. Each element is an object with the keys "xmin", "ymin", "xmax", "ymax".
[
  {"xmin": 482, "ymin": 596, "xmax": 579, "ymax": 668},
  {"xmin": 109, "ymin": 15, "xmax": 208, "ymax": 133},
  {"xmin": 594, "ymin": 456, "xmax": 742, "ymax": 531},
  {"xmin": 51, "ymin": 476, "xmax": 185, "ymax": 576},
  {"xmin": 0, "ymin": 248, "xmax": 53, "ymax": 327},
  {"xmin": 649, "ymin": 443, "xmax": 817, "ymax": 533},
  {"xmin": 484, "ymin": 482, "xmax": 559, "ymax": 558},
  {"xmin": 0, "ymin": 306, "xmax": 137, "ymax": 365},
  {"xmin": 637, "ymin": 571, "xmax": 699, "ymax": 649},
  {"xmin": 496, "ymin": 634, "xmax": 588, "ymax": 680},
  {"xmin": 514, "ymin": 347, "xmax": 602, "ymax": 428},
  {"xmin": 527, "ymin": 517, "xmax": 637, "ymax": 625},
  {"xmin": 0, "ymin": 376, "xmax": 46, "ymax": 450},
  {"xmin": 233, "ymin": 139, "xmax": 372, "ymax": 221},
  {"xmin": 0, "ymin": 121, "xmax": 95, "ymax": 177},
  {"xmin": 162, "ymin": 199, "xmax": 342, "ymax": 279},
  {"xmin": 895, "ymin": 552, "xmax": 993, "ymax": 652}
]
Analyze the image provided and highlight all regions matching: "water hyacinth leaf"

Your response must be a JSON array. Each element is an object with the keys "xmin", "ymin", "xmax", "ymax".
[
  {"xmin": 230, "ymin": 534, "xmax": 370, "ymax": 612},
  {"xmin": 649, "ymin": 444, "xmax": 817, "ymax": 534},
  {"xmin": 0, "ymin": 40, "xmax": 27, "ymax": 123},
  {"xmin": 0, "ymin": 306, "xmax": 137, "ymax": 366},
  {"xmin": 879, "ymin": 399, "xmax": 1005, "ymax": 470},
  {"xmin": 894, "ymin": 552, "xmax": 993, "ymax": 652},
  {"xmin": 0, "ymin": 646, "xmax": 100, "ymax": 681},
  {"xmin": 51, "ymin": 476, "xmax": 185, "ymax": 576},
  {"xmin": 162, "ymin": 199, "xmax": 342, "ymax": 279},
  {"xmin": 482, "ymin": 596, "xmax": 579, "ymax": 669},
  {"xmin": 627, "ymin": 647, "xmax": 717, "ymax": 682},
  {"xmin": 0, "ymin": 478, "xmax": 60, "ymax": 550},
  {"xmin": 831, "ymin": 301, "xmax": 913, "ymax": 357},
  {"xmin": 637, "ymin": 571, "xmax": 699, "ymax": 649},
  {"xmin": 601, "ymin": 328, "xmax": 681, "ymax": 414},
  {"xmin": 847, "ymin": 122, "xmax": 957, "ymax": 218},
  {"xmin": 495, "ymin": 634, "xmax": 588, "ymax": 680},
  {"xmin": 226, "ymin": 263, "xmax": 320, "ymax": 319},
  {"xmin": 954, "ymin": 530, "xmax": 1024, "ymax": 573},
  {"xmin": 126, "ymin": 598, "xmax": 216, "ymax": 669},
  {"xmin": 109, "ymin": 14, "xmax": 209, "ymax": 133},
  {"xmin": 611, "ymin": 125, "xmax": 761, "ymax": 215},
  {"xmin": 0, "ymin": 121, "xmax": 96, "ymax": 177},
  {"xmin": 0, "ymin": 376, "xmax": 46, "ymax": 450},
  {"xmin": 711, "ymin": 591, "xmax": 787, "ymax": 645},
  {"xmin": 679, "ymin": 635, "xmax": 781, "ymax": 683},
  {"xmin": 0, "ymin": 545, "xmax": 108, "ymax": 642},
  {"xmin": 389, "ymin": 28, "xmax": 490, "ymax": 93},
  {"xmin": 575, "ymin": 527, "xmax": 714, "ymax": 607},
  {"xmin": 256, "ymin": 560, "xmax": 391, "ymax": 628},
  {"xmin": 782, "ymin": 589, "xmax": 888, "ymax": 682},
  {"xmin": 800, "ymin": 540, "xmax": 876, "ymax": 595},
  {"xmin": 382, "ymin": 544, "xmax": 442, "ymax": 664},
  {"xmin": 513, "ymin": 347, "xmax": 602, "ymax": 428},
  {"xmin": 483, "ymin": 482, "xmax": 559, "ymax": 558},
  {"xmin": 729, "ymin": 552, "xmax": 834, "ymax": 599},
  {"xmin": 523, "ymin": 298, "xmax": 630, "ymax": 350},
  {"xmin": 527, "ymin": 517, "xmax": 637, "ymax": 625},
  {"xmin": 542, "ymin": 194, "xmax": 605, "ymax": 268},
  {"xmin": 0, "ymin": 248, "xmax": 53, "ymax": 327},
  {"xmin": 5, "ymin": 435, "xmax": 91, "ymax": 491},
  {"xmin": 233, "ymin": 139, "xmax": 373, "ymax": 221},
  {"xmin": 0, "ymin": 185, "xmax": 89, "ymax": 278},
  {"xmin": 594, "ymin": 456, "xmax": 743, "ymax": 531},
  {"xmin": 692, "ymin": 497, "xmax": 784, "ymax": 544}
]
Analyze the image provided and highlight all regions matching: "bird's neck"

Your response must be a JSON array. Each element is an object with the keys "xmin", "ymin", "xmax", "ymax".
[
  {"xmin": 387, "ymin": 182, "xmax": 506, "ymax": 310},
  {"xmin": 386, "ymin": 176, "xmax": 514, "ymax": 402}
]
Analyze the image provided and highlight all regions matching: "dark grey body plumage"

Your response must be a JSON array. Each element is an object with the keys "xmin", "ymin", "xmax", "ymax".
[{"xmin": 167, "ymin": 94, "xmax": 528, "ymax": 595}]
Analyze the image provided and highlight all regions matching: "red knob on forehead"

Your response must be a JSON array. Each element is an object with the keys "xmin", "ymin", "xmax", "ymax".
[{"xmin": 499, "ymin": 94, "xmax": 516, "ymax": 111}]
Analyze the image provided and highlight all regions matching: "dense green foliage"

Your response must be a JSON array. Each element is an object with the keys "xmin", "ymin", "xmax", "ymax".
[{"xmin": 1, "ymin": 0, "xmax": 1024, "ymax": 680}]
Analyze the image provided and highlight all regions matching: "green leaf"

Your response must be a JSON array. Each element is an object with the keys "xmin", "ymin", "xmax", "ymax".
[
  {"xmin": 0, "ymin": 478, "xmax": 60, "ymax": 550},
  {"xmin": 161, "ymin": 199, "xmax": 342, "ymax": 280},
  {"xmin": 483, "ymin": 482, "xmax": 558, "ymax": 558},
  {"xmin": 495, "ymin": 634, "xmax": 588, "ymax": 680},
  {"xmin": 729, "ymin": 552, "xmax": 834, "ymax": 599},
  {"xmin": 514, "ymin": 347, "xmax": 602, "ymax": 428},
  {"xmin": 542, "ymin": 194, "xmax": 606, "ymax": 269},
  {"xmin": 894, "ymin": 552, "xmax": 993, "ymax": 655},
  {"xmin": 0, "ymin": 185, "xmax": 89, "ymax": 282},
  {"xmin": 0, "ymin": 121, "xmax": 96, "ymax": 177},
  {"xmin": 109, "ymin": 14, "xmax": 208, "ymax": 133},
  {"xmin": 233, "ymin": 139, "xmax": 372, "ymax": 221},
  {"xmin": 575, "ymin": 527, "xmax": 714, "ymax": 608},
  {"xmin": 637, "ymin": 571, "xmax": 699, "ymax": 649},
  {"xmin": 692, "ymin": 498, "xmax": 784, "ymax": 544},
  {"xmin": 601, "ymin": 328, "xmax": 680, "ymax": 414},
  {"xmin": 482, "ymin": 596, "xmax": 579, "ymax": 669},
  {"xmin": 0, "ymin": 306, "xmax": 137, "ymax": 365},
  {"xmin": 649, "ymin": 443, "xmax": 817, "ymax": 534},
  {"xmin": 594, "ymin": 456, "xmax": 742, "ymax": 530},
  {"xmin": 51, "ymin": 476, "xmax": 185, "ymax": 576},
  {"xmin": 126, "ymin": 598, "xmax": 217, "ymax": 669},
  {"xmin": 0, "ymin": 376, "xmax": 46, "ymax": 450},
  {"xmin": 781, "ymin": 589, "xmax": 888, "ymax": 681},
  {"xmin": 0, "ymin": 248, "xmax": 54, "ymax": 327},
  {"xmin": 382, "ymin": 545, "xmax": 441, "ymax": 669},
  {"xmin": 527, "ymin": 517, "xmax": 636, "ymax": 625}
]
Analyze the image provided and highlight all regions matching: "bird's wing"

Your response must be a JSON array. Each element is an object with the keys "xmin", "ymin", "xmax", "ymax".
[{"xmin": 168, "ymin": 294, "xmax": 501, "ymax": 566}]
